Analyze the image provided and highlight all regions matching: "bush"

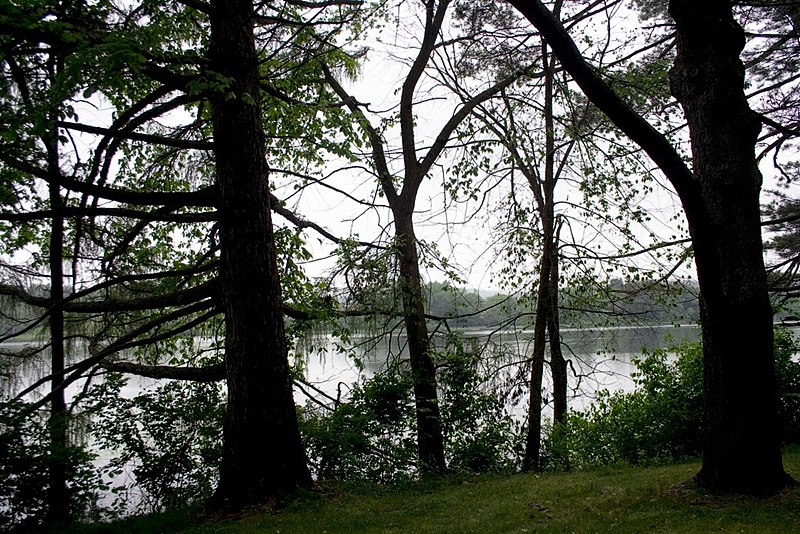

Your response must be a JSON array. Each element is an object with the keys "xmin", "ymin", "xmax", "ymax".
[
  {"xmin": 776, "ymin": 328, "xmax": 800, "ymax": 444},
  {"xmin": 438, "ymin": 335, "xmax": 520, "ymax": 473},
  {"xmin": 300, "ymin": 334, "xmax": 521, "ymax": 481},
  {"xmin": 545, "ymin": 328, "xmax": 800, "ymax": 470},
  {"xmin": 86, "ymin": 374, "xmax": 225, "ymax": 514},
  {"xmin": 300, "ymin": 362, "xmax": 417, "ymax": 482},
  {"xmin": 0, "ymin": 400, "xmax": 101, "ymax": 530}
]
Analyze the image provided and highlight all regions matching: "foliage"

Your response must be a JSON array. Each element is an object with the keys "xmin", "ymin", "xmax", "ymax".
[
  {"xmin": 776, "ymin": 329, "xmax": 800, "ymax": 445},
  {"xmin": 85, "ymin": 373, "xmax": 225, "ymax": 514},
  {"xmin": 437, "ymin": 335, "xmax": 521, "ymax": 473},
  {"xmin": 765, "ymin": 195, "xmax": 800, "ymax": 301},
  {"xmin": 0, "ymin": 400, "xmax": 102, "ymax": 531},
  {"xmin": 300, "ymin": 334, "xmax": 521, "ymax": 481},
  {"xmin": 299, "ymin": 362, "xmax": 417, "ymax": 483},
  {"xmin": 545, "ymin": 329, "xmax": 800, "ymax": 470}
]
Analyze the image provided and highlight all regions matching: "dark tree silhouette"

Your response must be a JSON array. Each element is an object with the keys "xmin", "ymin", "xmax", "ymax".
[{"xmin": 507, "ymin": 0, "xmax": 794, "ymax": 493}]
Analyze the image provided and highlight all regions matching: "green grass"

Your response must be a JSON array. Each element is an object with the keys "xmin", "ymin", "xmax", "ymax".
[{"xmin": 78, "ymin": 449, "xmax": 800, "ymax": 533}]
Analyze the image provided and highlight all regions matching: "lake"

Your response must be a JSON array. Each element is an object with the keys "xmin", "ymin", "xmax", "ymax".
[
  {"xmin": 299, "ymin": 323, "xmax": 703, "ymax": 412},
  {"xmin": 2, "ymin": 323, "xmax": 704, "ymax": 407}
]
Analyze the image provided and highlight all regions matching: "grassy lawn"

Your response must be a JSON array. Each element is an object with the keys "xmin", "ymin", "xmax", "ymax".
[{"xmin": 80, "ymin": 449, "xmax": 800, "ymax": 533}]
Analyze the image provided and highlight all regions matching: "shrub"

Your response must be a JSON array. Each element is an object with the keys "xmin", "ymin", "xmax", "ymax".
[
  {"xmin": 300, "ymin": 334, "xmax": 521, "ymax": 481},
  {"xmin": 86, "ymin": 374, "xmax": 225, "ymax": 514},
  {"xmin": 438, "ymin": 335, "xmax": 520, "ymax": 473},
  {"xmin": 300, "ymin": 362, "xmax": 417, "ymax": 482},
  {"xmin": 776, "ymin": 328, "xmax": 800, "ymax": 444},
  {"xmin": 545, "ymin": 328, "xmax": 800, "ymax": 470},
  {"xmin": 0, "ymin": 400, "xmax": 101, "ymax": 530}
]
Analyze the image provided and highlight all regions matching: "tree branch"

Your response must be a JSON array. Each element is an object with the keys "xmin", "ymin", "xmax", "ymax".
[
  {"xmin": 100, "ymin": 360, "xmax": 225, "ymax": 382},
  {"xmin": 507, "ymin": 0, "xmax": 699, "ymax": 206},
  {"xmin": 0, "ymin": 279, "xmax": 217, "ymax": 313},
  {"xmin": 60, "ymin": 121, "xmax": 213, "ymax": 151}
]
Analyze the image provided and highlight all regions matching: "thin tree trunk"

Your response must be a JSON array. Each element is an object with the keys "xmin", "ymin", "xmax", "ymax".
[
  {"xmin": 523, "ymin": 35, "xmax": 567, "ymax": 470},
  {"xmin": 394, "ymin": 211, "xmax": 446, "ymax": 474},
  {"xmin": 548, "ymin": 243, "xmax": 567, "ymax": 424},
  {"xmin": 541, "ymin": 36, "xmax": 567, "ymax": 426},
  {"xmin": 669, "ymin": 0, "xmax": 792, "ymax": 494},
  {"xmin": 387, "ymin": 0, "xmax": 449, "ymax": 476},
  {"xmin": 209, "ymin": 0, "xmax": 311, "ymax": 509},
  {"xmin": 523, "ymin": 250, "xmax": 549, "ymax": 472},
  {"xmin": 46, "ymin": 119, "xmax": 69, "ymax": 524}
]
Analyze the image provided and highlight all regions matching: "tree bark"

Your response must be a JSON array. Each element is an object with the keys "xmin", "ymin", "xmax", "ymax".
[
  {"xmin": 522, "ymin": 250, "xmax": 548, "ymax": 472},
  {"xmin": 46, "ymin": 115, "xmax": 69, "ymax": 525},
  {"xmin": 548, "ymin": 244, "xmax": 567, "ymax": 424},
  {"xmin": 668, "ymin": 0, "xmax": 792, "ymax": 494},
  {"xmin": 541, "ymin": 36, "xmax": 567, "ymax": 426},
  {"xmin": 394, "ymin": 209, "xmax": 447, "ymax": 474},
  {"xmin": 208, "ymin": 0, "xmax": 311, "ymax": 509},
  {"xmin": 523, "ymin": 35, "xmax": 567, "ymax": 469}
]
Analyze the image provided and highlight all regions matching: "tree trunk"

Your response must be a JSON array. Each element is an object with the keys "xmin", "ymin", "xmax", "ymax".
[
  {"xmin": 522, "ymin": 250, "xmax": 549, "ymax": 472},
  {"xmin": 209, "ymin": 0, "xmax": 311, "ymax": 509},
  {"xmin": 541, "ymin": 38, "xmax": 567, "ymax": 426},
  {"xmin": 46, "ymin": 122, "xmax": 69, "ymax": 525},
  {"xmin": 548, "ymin": 246, "xmax": 567, "ymax": 424},
  {"xmin": 523, "ymin": 37, "xmax": 567, "ymax": 470},
  {"xmin": 668, "ymin": 0, "xmax": 792, "ymax": 494},
  {"xmin": 394, "ymin": 210, "xmax": 447, "ymax": 474}
]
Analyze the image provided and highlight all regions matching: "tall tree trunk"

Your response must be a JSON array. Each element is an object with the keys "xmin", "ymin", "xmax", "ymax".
[
  {"xmin": 388, "ymin": 0, "xmax": 448, "ymax": 476},
  {"xmin": 523, "ymin": 36, "xmax": 567, "ymax": 470},
  {"xmin": 394, "ymin": 210, "xmax": 447, "ymax": 474},
  {"xmin": 669, "ymin": 0, "xmax": 792, "ymax": 494},
  {"xmin": 541, "ymin": 37, "xmax": 567, "ymax": 426},
  {"xmin": 522, "ymin": 250, "xmax": 549, "ymax": 472},
  {"xmin": 209, "ymin": 0, "xmax": 311, "ymax": 509},
  {"xmin": 548, "ymin": 243, "xmax": 567, "ymax": 424},
  {"xmin": 46, "ymin": 120, "xmax": 69, "ymax": 525}
]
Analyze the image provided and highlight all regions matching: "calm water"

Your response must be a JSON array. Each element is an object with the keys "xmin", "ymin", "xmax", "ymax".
[
  {"xmin": 299, "ymin": 323, "xmax": 703, "ymax": 411},
  {"xmin": 3, "ymin": 324, "xmax": 703, "ymax": 404}
]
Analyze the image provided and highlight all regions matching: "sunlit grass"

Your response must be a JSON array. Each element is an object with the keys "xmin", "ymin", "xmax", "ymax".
[{"xmin": 76, "ymin": 448, "xmax": 800, "ymax": 533}]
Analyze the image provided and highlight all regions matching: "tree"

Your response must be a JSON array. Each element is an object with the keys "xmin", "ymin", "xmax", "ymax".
[
  {"xmin": 0, "ymin": 1, "xmax": 105, "ymax": 522},
  {"xmin": 0, "ymin": 0, "xmax": 362, "ymax": 514},
  {"xmin": 445, "ymin": 0, "xmax": 682, "ymax": 471},
  {"xmin": 765, "ymin": 195, "xmax": 800, "ymax": 301},
  {"xmin": 206, "ymin": 0, "xmax": 311, "ymax": 507},
  {"xmin": 321, "ymin": 0, "xmax": 532, "ymax": 473},
  {"xmin": 507, "ymin": 0, "xmax": 794, "ymax": 493},
  {"xmin": 668, "ymin": 0, "xmax": 789, "ymax": 493}
]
